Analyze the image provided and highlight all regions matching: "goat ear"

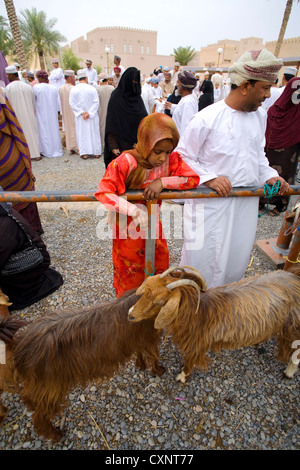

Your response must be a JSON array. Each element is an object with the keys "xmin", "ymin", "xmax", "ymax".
[
  {"xmin": 154, "ymin": 290, "xmax": 181, "ymax": 330},
  {"xmin": 136, "ymin": 282, "xmax": 146, "ymax": 296}
]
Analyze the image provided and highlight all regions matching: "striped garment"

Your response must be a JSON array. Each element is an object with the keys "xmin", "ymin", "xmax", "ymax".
[{"xmin": 0, "ymin": 88, "xmax": 35, "ymax": 212}]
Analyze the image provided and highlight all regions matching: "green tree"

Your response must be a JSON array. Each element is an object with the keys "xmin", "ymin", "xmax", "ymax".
[
  {"xmin": 172, "ymin": 46, "xmax": 197, "ymax": 66},
  {"xmin": 274, "ymin": 0, "xmax": 299, "ymax": 57},
  {"xmin": 61, "ymin": 47, "xmax": 82, "ymax": 74},
  {"xmin": 18, "ymin": 7, "xmax": 66, "ymax": 70},
  {"xmin": 4, "ymin": 0, "xmax": 27, "ymax": 68},
  {"xmin": 0, "ymin": 16, "xmax": 14, "ymax": 56}
]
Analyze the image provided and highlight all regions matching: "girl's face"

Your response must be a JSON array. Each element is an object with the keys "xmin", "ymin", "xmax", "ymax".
[{"xmin": 147, "ymin": 138, "xmax": 174, "ymax": 167}]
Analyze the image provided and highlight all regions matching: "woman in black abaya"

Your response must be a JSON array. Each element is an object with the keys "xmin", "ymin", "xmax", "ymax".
[
  {"xmin": 104, "ymin": 67, "xmax": 148, "ymax": 167},
  {"xmin": 198, "ymin": 79, "xmax": 214, "ymax": 111}
]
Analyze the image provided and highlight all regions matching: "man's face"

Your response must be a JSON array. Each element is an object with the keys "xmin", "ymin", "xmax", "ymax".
[
  {"xmin": 176, "ymin": 80, "xmax": 183, "ymax": 95},
  {"xmin": 242, "ymin": 80, "xmax": 272, "ymax": 112},
  {"xmin": 53, "ymin": 62, "xmax": 59, "ymax": 68},
  {"xmin": 6, "ymin": 73, "xmax": 15, "ymax": 82},
  {"xmin": 86, "ymin": 63, "xmax": 92, "ymax": 69}
]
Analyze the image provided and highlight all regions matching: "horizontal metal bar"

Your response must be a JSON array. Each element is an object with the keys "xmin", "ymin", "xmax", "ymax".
[{"xmin": 0, "ymin": 186, "xmax": 299, "ymax": 203}]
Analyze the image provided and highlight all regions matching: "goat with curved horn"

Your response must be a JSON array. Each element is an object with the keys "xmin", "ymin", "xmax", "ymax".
[{"xmin": 129, "ymin": 265, "xmax": 300, "ymax": 384}]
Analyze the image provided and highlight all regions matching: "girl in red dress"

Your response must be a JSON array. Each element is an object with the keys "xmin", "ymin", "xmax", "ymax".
[{"xmin": 95, "ymin": 113, "xmax": 200, "ymax": 297}]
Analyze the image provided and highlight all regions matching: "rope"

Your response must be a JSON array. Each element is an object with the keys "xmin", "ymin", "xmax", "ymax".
[
  {"xmin": 144, "ymin": 268, "xmax": 155, "ymax": 276},
  {"xmin": 283, "ymin": 255, "xmax": 300, "ymax": 264},
  {"xmin": 258, "ymin": 181, "xmax": 281, "ymax": 218}
]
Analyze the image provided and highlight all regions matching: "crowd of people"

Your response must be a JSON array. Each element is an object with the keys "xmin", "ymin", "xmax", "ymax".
[{"xmin": 0, "ymin": 47, "xmax": 299, "ymax": 304}]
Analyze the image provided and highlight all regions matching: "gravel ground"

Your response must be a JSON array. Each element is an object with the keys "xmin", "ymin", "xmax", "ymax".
[{"xmin": 0, "ymin": 151, "xmax": 299, "ymax": 452}]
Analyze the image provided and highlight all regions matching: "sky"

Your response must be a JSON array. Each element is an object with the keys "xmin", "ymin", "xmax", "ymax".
[{"xmin": 1, "ymin": 0, "xmax": 300, "ymax": 56}]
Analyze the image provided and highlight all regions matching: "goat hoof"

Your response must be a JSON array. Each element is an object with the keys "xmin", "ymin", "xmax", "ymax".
[
  {"xmin": 176, "ymin": 371, "xmax": 187, "ymax": 383},
  {"xmin": 37, "ymin": 427, "xmax": 63, "ymax": 443},
  {"xmin": 154, "ymin": 364, "xmax": 166, "ymax": 377},
  {"xmin": 0, "ymin": 412, "xmax": 8, "ymax": 426}
]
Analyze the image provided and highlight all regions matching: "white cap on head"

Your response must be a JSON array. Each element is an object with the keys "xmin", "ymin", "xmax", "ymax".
[
  {"xmin": 51, "ymin": 58, "xmax": 59, "ymax": 64},
  {"xmin": 64, "ymin": 69, "xmax": 75, "ymax": 77},
  {"xmin": 77, "ymin": 69, "xmax": 87, "ymax": 79},
  {"xmin": 5, "ymin": 65, "xmax": 17, "ymax": 74},
  {"xmin": 98, "ymin": 72, "xmax": 108, "ymax": 81},
  {"xmin": 13, "ymin": 62, "xmax": 20, "ymax": 67},
  {"xmin": 284, "ymin": 66, "xmax": 297, "ymax": 76}
]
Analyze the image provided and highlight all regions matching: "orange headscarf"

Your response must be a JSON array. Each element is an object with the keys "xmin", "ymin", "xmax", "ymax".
[{"xmin": 126, "ymin": 113, "xmax": 179, "ymax": 189}]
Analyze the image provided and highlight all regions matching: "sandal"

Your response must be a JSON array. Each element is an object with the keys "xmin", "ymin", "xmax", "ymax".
[
  {"xmin": 80, "ymin": 155, "xmax": 88, "ymax": 159},
  {"xmin": 267, "ymin": 208, "xmax": 280, "ymax": 217}
]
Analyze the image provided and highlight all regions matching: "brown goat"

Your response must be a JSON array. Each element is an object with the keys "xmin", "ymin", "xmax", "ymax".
[
  {"xmin": 0, "ymin": 290, "xmax": 164, "ymax": 442},
  {"xmin": 128, "ymin": 265, "xmax": 300, "ymax": 383}
]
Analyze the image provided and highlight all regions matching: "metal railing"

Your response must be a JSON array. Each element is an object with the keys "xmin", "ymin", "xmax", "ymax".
[
  {"xmin": 1, "ymin": 185, "xmax": 300, "ymax": 277},
  {"xmin": 1, "ymin": 185, "xmax": 300, "ymax": 203}
]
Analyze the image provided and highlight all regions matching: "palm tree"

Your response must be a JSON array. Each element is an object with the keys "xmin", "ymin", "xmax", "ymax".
[
  {"xmin": 4, "ymin": 0, "xmax": 27, "ymax": 68},
  {"xmin": 61, "ymin": 47, "xmax": 82, "ymax": 74},
  {"xmin": 274, "ymin": 0, "xmax": 299, "ymax": 57},
  {"xmin": 172, "ymin": 46, "xmax": 197, "ymax": 66},
  {"xmin": 18, "ymin": 8, "xmax": 66, "ymax": 70},
  {"xmin": 0, "ymin": 16, "xmax": 14, "ymax": 56}
]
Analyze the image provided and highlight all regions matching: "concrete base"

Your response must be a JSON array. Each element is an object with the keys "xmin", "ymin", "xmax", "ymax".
[{"xmin": 255, "ymin": 238, "xmax": 290, "ymax": 268}]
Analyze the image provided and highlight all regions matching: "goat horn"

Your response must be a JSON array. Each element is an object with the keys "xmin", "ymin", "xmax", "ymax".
[
  {"xmin": 160, "ymin": 265, "xmax": 181, "ymax": 278},
  {"xmin": 166, "ymin": 279, "xmax": 201, "ymax": 314},
  {"xmin": 160, "ymin": 265, "xmax": 207, "ymax": 291},
  {"xmin": 179, "ymin": 266, "xmax": 207, "ymax": 291}
]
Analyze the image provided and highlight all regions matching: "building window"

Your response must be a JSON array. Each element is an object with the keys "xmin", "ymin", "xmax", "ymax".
[
  {"xmin": 110, "ymin": 43, "xmax": 114, "ymax": 52},
  {"xmin": 146, "ymin": 45, "xmax": 150, "ymax": 54},
  {"xmin": 123, "ymin": 43, "xmax": 127, "ymax": 53},
  {"xmin": 141, "ymin": 45, "xmax": 144, "ymax": 54},
  {"xmin": 129, "ymin": 44, "xmax": 133, "ymax": 53}
]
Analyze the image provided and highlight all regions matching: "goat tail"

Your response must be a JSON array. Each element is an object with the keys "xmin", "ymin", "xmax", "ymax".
[{"xmin": 0, "ymin": 315, "xmax": 27, "ymax": 345}]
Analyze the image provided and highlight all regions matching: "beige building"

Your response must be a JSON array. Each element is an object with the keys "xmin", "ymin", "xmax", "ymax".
[
  {"xmin": 61, "ymin": 26, "xmax": 176, "ymax": 76},
  {"xmin": 61, "ymin": 27, "xmax": 299, "ymax": 81},
  {"xmin": 190, "ymin": 36, "xmax": 299, "ymax": 81}
]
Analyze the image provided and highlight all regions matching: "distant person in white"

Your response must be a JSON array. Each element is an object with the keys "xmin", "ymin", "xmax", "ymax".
[
  {"xmin": 278, "ymin": 66, "xmax": 298, "ymax": 96},
  {"xmin": 33, "ymin": 70, "xmax": 62, "ymax": 158},
  {"xmin": 165, "ymin": 70, "xmax": 198, "ymax": 135},
  {"xmin": 49, "ymin": 59, "xmax": 65, "ymax": 90},
  {"xmin": 141, "ymin": 77, "xmax": 154, "ymax": 114},
  {"xmin": 84, "ymin": 59, "xmax": 98, "ymax": 87},
  {"xmin": 261, "ymin": 79, "xmax": 282, "ymax": 112},
  {"xmin": 177, "ymin": 49, "xmax": 289, "ymax": 288},
  {"xmin": 69, "ymin": 69, "xmax": 101, "ymax": 159},
  {"xmin": 5, "ymin": 65, "xmax": 40, "ymax": 160},
  {"xmin": 113, "ymin": 55, "xmax": 125, "ymax": 75}
]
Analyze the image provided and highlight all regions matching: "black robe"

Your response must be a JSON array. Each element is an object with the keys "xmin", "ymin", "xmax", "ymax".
[
  {"xmin": 0, "ymin": 203, "xmax": 63, "ymax": 310},
  {"xmin": 104, "ymin": 67, "xmax": 148, "ymax": 168},
  {"xmin": 198, "ymin": 80, "xmax": 214, "ymax": 111}
]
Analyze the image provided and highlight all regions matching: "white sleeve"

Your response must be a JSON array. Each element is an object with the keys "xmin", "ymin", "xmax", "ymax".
[
  {"xmin": 258, "ymin": 132, "xmax": 279, "ymax": 185},
  {"xmin": 69, "ymin": 90, "xmax": 83, "ymax": 117},
  {"xmin": 87, "ymin": 90, "xmax": 99, "ymax": 117},
  {"xmin": 175, "ymin": 117, "xmax": 218, "ymax": 184}
]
